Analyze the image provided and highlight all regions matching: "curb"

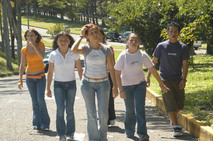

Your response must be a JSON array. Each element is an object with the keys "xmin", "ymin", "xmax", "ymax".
[{"xmin": 146, "ymin": 88, "xmax": 213, "ymax": 141}]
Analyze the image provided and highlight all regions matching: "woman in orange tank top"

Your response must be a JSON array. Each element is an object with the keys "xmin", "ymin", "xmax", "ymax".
[{"xmin": 18, "ymin": 29, "xmax": 50, "ymax": 130}]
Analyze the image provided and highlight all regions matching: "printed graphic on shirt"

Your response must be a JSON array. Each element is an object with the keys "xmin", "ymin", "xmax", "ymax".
[
  {"xmin": 168, "ymin": 53, "xmax": 177, "ymax": 56},
  {"xmin": 131, "ymin": 60, "xmax": 139, "ymax": 64}
]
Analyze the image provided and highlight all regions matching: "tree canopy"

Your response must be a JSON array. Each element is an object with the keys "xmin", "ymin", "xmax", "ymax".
[{"xmin": 106, "ymin": 0, "xmax": 213, "ymax": 55}]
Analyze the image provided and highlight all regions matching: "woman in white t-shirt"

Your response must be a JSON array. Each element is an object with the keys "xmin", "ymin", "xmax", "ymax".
[
  {"xmin": 46, "ymin": 31, "xmax": 83, "ymax": 141},
  {"xmin": 114, "ymin": 33, "xmax": 169, "ymax": 141},
  {"xmin": 71, "ymin": 24, "xmax": 118, "ymax": 141}
]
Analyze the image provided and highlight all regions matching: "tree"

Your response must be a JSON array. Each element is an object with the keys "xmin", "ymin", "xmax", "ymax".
[
  {"xmin": 107, "ymin": 0, "xmax": 180, "ymax": 55},
  {"xmin": 2, "ymin": 0, "xmax": 13, "ymax": 70},
  {"xmin": 107, "ymin": 0, "xmax": 213, "ymax": 55},
  {"xmin": 177, "ymin": 0, "xmax": 213, "ymax": 54},
  {"xmin": 15, "ymin": 0, "xmax": 23, "ymax": 65}
]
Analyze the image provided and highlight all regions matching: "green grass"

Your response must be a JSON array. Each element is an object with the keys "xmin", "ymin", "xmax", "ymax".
[
  {"xmin": 22, "ymin": 15, "xmax": 83, "ymax": 34},
  {"xmin": 114, "ymin": 50, "xmax": 122, "ymax": 61},
  {"xmin": 147, "ymin": 54, "xmax": 213, "ymax": 127},
  {"xmin": 111, "ymin": 44, "xmax": 126, "ymax": 50},
  {"xmin": 0, "ymin": 51, "xmax": 19, "ymax": 77},
  {"xmin": 200, "ymin": 43, "xmax": 207, "ymax": 49},
  {"xmin": 41, "ymin": 39, "xmax": 52, "ymax": 48}
]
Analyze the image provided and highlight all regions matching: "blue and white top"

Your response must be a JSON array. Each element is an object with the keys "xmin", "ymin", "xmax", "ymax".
[{"xmin": 82, "ymin": 44, "xmax": 112, "ymax": 78}]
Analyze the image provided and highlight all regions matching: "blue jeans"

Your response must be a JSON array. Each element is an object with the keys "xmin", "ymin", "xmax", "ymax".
[
  {"xmin": 81, "ymin": 78, "xmax": 110, "ymax": 141},
  {"xmin": 26, "ymin": 75, "xmax": 50, "ymax": 129},
  {"xmin": 123, "ymin": 81, "xmax": 149, "ymax": 138},
  {"xmin": 54, "ymin": 80, "xmax": 76, "ymax": 137}
]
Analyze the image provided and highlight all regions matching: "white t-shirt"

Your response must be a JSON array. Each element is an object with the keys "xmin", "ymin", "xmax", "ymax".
[
  {"xmin": 82, "ymin": 44, "xmax": 112, "ymax": 78},
  {"xmin": 114, "ymin": 50, "xmax": 154, "ymax": 86},
  {"xmin": 49, "ymin": 48, "xmax": 80, "ymax": 82}
]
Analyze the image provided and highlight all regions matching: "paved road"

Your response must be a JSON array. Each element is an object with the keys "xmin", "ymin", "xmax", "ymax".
[{"xmin": 0, "ymin": 73, "xmax": 198, "ymax": 141}]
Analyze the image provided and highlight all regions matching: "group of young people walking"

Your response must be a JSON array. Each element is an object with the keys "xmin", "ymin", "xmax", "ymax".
[{"xmin": 18, "ymin": 22, "xmax": 189, "ymax": 141}]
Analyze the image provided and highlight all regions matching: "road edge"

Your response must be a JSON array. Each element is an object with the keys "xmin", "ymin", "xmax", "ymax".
[{"xmin": 146, "ymin": 88, "xmax": 213, "ymax": 141}]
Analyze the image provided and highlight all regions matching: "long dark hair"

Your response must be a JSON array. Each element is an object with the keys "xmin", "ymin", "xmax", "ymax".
[
  {"xmin": 52, "ymin": 31, "xmax": 75, "ymax": 50},
  {"xmin": 24, "ymin": 29, "xmax": 42, "ymax": 43},
  {"xmin": 99, "ymin": 28, "xmax": 106, "ymax": 44}
]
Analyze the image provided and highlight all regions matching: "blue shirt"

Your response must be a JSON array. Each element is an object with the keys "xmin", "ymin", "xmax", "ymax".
[{"xmin": 153, "ymin": 40, "xmax": 189, "ymax": 79}]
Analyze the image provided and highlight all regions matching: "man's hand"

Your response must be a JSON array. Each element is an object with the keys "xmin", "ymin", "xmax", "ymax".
[{"xmin": 179, "ymin": 80, "xmax": 186, "ymax": 89}]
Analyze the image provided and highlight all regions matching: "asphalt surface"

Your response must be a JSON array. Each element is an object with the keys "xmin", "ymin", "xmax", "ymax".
[{"xmin": 0, "ymin": 73, "xmax": 198, "ymax": 141}]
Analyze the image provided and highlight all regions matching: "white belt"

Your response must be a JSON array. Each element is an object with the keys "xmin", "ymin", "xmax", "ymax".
[{"xmin": 83, "ymin": 77, "xmax": 108, "ymax": 82}]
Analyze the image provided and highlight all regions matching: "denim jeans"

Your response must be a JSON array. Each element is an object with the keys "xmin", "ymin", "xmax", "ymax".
[
  {"xmin": 81, "ymin": 78, "xmax": 110, "ymax": 141},
  {"xmin": 108, "ymin": 73, "xmax": 116, "ymax": 123},
  {"xmin": 123, "ymin": 81, "xmax": 149, "ymax": 138},
  {"xmin": 54, "ymin": 80, "xmax": 76, "ymax": 137},
  {"xmin": 26, "ymin": 75, "xmax": 50, "ymax": 129}
]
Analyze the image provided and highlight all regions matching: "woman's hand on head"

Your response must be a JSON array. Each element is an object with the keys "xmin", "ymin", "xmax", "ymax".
[{"xmin": 81, "ymin": 27, "xmax": 87, "ymax": 37}]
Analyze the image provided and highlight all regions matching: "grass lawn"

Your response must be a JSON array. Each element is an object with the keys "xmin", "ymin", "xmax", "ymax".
[
  {"xmin": 0, "ymin": 51, "xmax": 19, "ymax": 77},
  {"xmin": 22, "ymin": 15, "xmax": 83, "ymax": 34}
]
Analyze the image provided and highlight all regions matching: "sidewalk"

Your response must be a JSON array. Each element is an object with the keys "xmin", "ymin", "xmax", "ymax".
[{"xmin": 0, "ymin": 73, "xmax": 198, "ymax": 141}]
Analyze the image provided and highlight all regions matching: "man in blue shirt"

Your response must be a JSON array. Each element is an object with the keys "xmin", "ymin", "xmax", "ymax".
[{"xmin": 147, "ymin": 22, "xmax": 189, "ymax": 137}]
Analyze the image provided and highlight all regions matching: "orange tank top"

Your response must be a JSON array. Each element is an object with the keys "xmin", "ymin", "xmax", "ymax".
[{"xmin": 21, "ymin": 42, "xmax": 45, "ymax": 72}]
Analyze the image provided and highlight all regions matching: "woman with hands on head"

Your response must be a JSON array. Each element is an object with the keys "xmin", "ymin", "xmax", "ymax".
[
  {"xmin": 18, "ymin": 29, "xmax": 50, "ymax": 131},
  {"xmin": 71, "ymin": 24, "xmax": 118, "ymax": 141},
  {"xmin": 114, "ymin": 33, "xmax": 169, "ymax": 141},
  {"xmin": 46, "ymin": 31, "xmax": 82, "ymax": 141}
]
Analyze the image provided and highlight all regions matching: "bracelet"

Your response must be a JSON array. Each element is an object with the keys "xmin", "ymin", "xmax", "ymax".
[
  {"xmin": 18, "ymin": 79, "xmax": 22, "ymax": 82},
  {"xmin": 80, "ymin": 35, "xmax": 84, "ymax": 38},
  {"xmin": 119, "ymin": 89, "xmax": 125, "ymax": 94}
]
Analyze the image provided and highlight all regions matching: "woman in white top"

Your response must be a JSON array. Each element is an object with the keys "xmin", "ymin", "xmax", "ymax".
[
  {"xmin": 46, "ymin": 31, "xmax": 83, "ymax": 141},
  {"xmin": 71, "ymin": 24, "xmax": 118, "ymax": 141},
  {"xmin": 114, "ymin": 33, "xmax": 169, "ymax": 141}
]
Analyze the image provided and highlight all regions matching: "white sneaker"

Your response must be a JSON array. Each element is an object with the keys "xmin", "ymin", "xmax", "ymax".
[
  {"xmin": 110, "ymin": 119, "xmax": 115, "ymax": 125},
  {"xmin": 67, "ymin": 136, "xmax": 74, "ymax": 141},
  {"xmin": 173, "ymin": 125, "xmax": 182, "ymax": 137}
]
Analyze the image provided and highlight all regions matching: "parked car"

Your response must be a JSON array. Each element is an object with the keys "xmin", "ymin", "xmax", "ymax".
[
  {"xmin": 193, "ymin": 41, "xmax": 202, "ymax": 50},
  {"xmin": 118, "ymin": 31, "xmax": 132, "ymax": 43},
  {"xmin": 106, "ymin": 32, "xmax": 120, "ymax": 42},
  {"xmin": 43, "ymin": 50, "xmax": 51, "ymax": 73}
]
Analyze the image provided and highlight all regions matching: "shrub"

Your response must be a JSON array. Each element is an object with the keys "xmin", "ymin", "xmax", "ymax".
[{"xmin": 46, "ymin": 23, "xmax": 70, "ymax": 37}]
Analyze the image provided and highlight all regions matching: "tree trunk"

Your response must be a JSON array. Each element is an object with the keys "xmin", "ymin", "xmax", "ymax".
[
  {"xmin": 2, "ymin": 0, "xmax": 13, "ymax": 70},
  {"xmin": 102, "ymin": 19, "xmax": 106, "ymax": 26},
  {"xmin": 206, "ymin": 36, "xmax": 213, "ymax": 54},
  {"xmin": 16, "ymin": 0, "xmax": 23, "ymax": 65},
  {"xmin": 0, "ymin": 7, "xmax": 4, "ymax": 52}
]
